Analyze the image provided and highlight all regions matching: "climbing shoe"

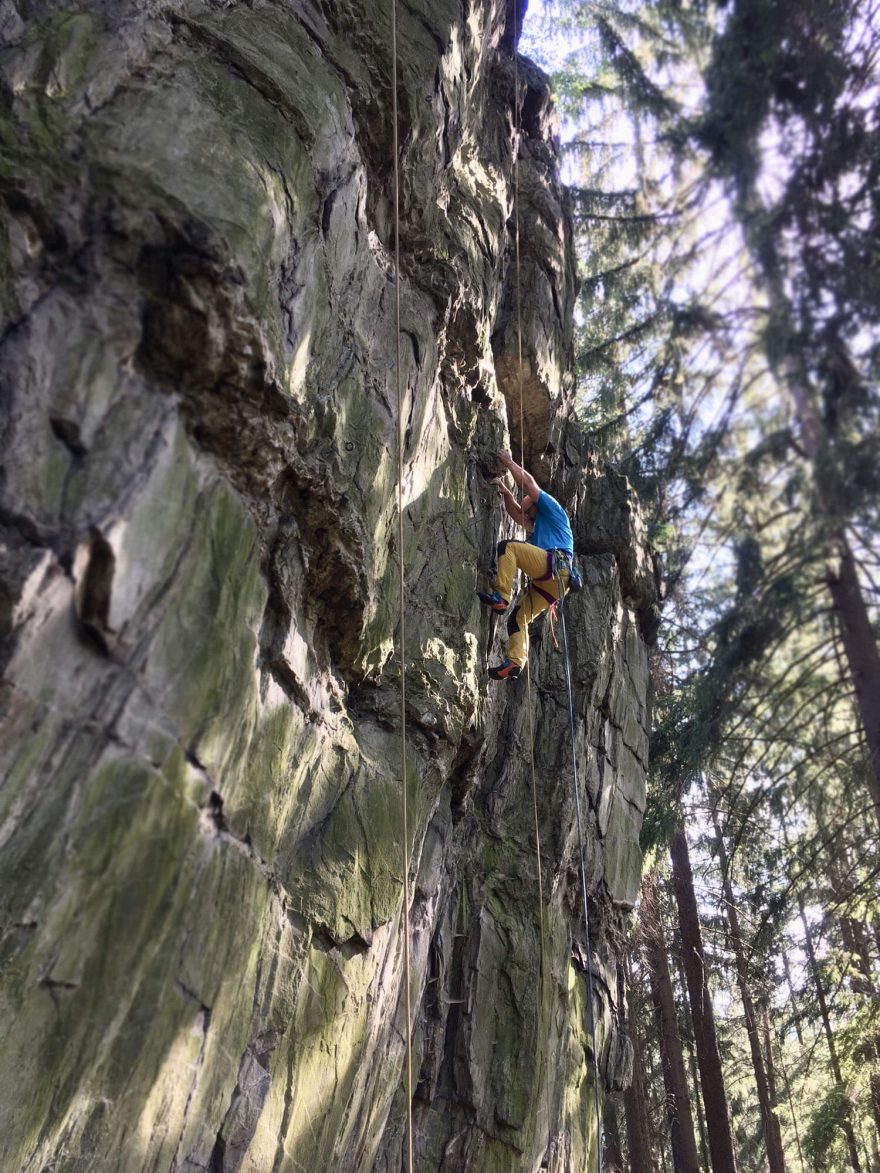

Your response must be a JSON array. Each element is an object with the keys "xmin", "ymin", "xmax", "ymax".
[
  {"xmin": 477, "ymin": 590, "xmax": 508, "ymax": 613},
  {"xmin": 488, "ymin": 659, "xmax": 521, "ymax": 681}
]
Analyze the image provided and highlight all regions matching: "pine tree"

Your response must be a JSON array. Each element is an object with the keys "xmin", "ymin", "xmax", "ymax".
[{"xmin": 640, "ymin": 869, "xmax": 701, "ymax": 1173}]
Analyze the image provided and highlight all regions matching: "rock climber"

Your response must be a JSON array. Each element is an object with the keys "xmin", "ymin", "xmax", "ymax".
[{"xmin": 478, "ymin": 450, "xmax": 575, "ymax": 680}]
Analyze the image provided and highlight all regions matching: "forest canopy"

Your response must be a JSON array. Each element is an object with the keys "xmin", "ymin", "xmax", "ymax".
[{"xmin": 522, "ymin": 0, "xmax": 880, "ymax": 1167}]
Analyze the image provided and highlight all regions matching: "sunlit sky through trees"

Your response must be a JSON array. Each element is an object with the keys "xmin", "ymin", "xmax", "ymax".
[{"xmin": 517, "ymin": 14, "xmax": 880, "ymax": 1158}]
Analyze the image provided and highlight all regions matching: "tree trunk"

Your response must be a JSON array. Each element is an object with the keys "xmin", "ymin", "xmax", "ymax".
[
  {"xmin": 641, "ymin": 871, "xmax": 702, "ymax": 1173},
  {"xmin": 605, "ymin": 1098, "xmax": 624, "ymax": 1173},
  {"xmin": 870, "ymin": 1073, "xmax": 880, "ymax": 1172},
  {"xmin": 711, "ymin": 814, "xmax": 787, "ymax": 1173},
  {"xmin": 669, "ymin": 821, "xmax": 739, "ymax": 1173},
  {"xmin": 625, "ymin": 948, "xmax": 659, "ymax": 1173},
  {"xmin": 674, "ymin": 942, "xmax": 711, "ymax": 1169},
  {"xmin": 824, "ymin": 531, "xmax": 880, "ymax": 832},
  {"xmin": 772, "ymin": 282, "xmax": 880, "ymax": 834},
  {"xmin": 827, "ymin": 854, "xmax": 880, "ymax": 1162},
  {"xmin": 760, "ymin": 1002, "xmax": 780, "ymax": 1128}
]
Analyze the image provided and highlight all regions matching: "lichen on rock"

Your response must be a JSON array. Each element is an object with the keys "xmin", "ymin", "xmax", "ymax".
[{"xmin": 0, "ymin": 2, "xmax": 656, "ymax": 1170}]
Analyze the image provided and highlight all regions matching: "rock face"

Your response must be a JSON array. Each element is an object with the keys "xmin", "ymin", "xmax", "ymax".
[{"xmin": 0, "ymin": 3, "xmax": 656, "ymax": 1171}]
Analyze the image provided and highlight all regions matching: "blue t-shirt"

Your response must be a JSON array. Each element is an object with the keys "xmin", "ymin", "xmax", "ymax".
[{"xmin": 531, "ymin": 491, "xmax": 573, "ymax": 553}]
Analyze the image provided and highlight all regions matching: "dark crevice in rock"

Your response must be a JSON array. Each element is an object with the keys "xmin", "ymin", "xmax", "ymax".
[
  {"xmin": 271, "ymin": 465, "xmax": 369, "ymax": 680},
  {"xmin": 262, "ymin": 657, "xmax": 314, "ymax": 715},
  {"xmin": 49, "ymin": 416, "xmax": 88, "ymax": 458},
  {"xmin": 270, "ymin": 1043, "xmax": 297, "ymax": 1173},
  {"xmin": 185, "ymin": 747, "xmax": 208, "ymax": 772},
  {"xmin": 133, "ymin": 232, "xmax": 293, "ymax": 522},
  {"xmin": 216, "ymin": 828, "xmax": 273, "ymax": 879},
  {"xmin": 39, "ymin": 975, "xmax": 79, "ymax": 993},
  {"xmin": 209, "ymin": 1030, "xmax": 279, "ymax": 1173},
  {"xmin": 175, "ymin": 978, "xmax": 213, "ymax": 1017},
  {"xmin": 74, "ymin": 527, "xmax": 115, "ymax": 655},
  {"xmin": 0, "ymin": 505, "xmax": 58, "ymax": 552},
  {"xmin": 320, "ymin": 188, "xmax": 337, "ymax": 237},
  {"xmin": 449, "ymin": 727, "xmax": 485, "ymax": 818},
  {"xmin": 171, "ymin": 999, "xmax": 213, "ymax": 1171},
  {"xmin": 203, "ymin": 790, "xmax": 228, "ymax": 834},
  {"xmin": 500, "ymin": 0, "xmax": 528, "ymax": 53},
  {"xmin": 345, "ymin": 680, "xmax": 397, "ymax": 730},
  {"xmin": 0, "ymin": 188, "xmax": 70, "ymax": 266},
  {"xmin": 38, "ymin": 974, "xmax": 79, "ymax": 1015},
  {"xmin": 311, "ymin": 924, "xmax": 371, "ymax": 958},
  {"xmin": 258, "ymin": 523, "xmax": 322, "ymax": 717},
  {"xmin": 520, "ymin": 77, "xmax": 548, "ymax": 140}
]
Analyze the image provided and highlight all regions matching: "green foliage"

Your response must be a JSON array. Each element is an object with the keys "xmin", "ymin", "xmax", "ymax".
[
  {"xmin": 804, "ymin": 1081, "xmax": 853, "ymax": 1170},
  {"xmin": 527, "ymin": 0, "xmax": 880, "ymax": 1169}
]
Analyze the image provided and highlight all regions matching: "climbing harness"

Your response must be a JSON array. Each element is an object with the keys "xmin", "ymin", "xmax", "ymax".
[
  {"xmin": 391, "ymin": 3, "xmax": 414, "ymax": 1171},
  {"xmin": 554, "ymin": 548, "xmax": 583, "ymax": 592},
  {"xmin": 555, "ymin": 565, "xmax": 604, "ymax": 1172},
  {"xmin": 526, "ymin": 547, "xmax": 581, "ymax": 608}
]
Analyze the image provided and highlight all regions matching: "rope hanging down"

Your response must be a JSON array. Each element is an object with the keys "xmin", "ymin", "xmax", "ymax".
[
  {"xmin": 391, "ymin": 4, "xmax": 414, "ymax": 1172},
  {"xmin": 555, "ymin": 567, "xmax": 604, "ymax": 1172},
  {"xmin": 510, "ymin": 13, "xmax": 602, "ymax": 1167},
  {"xmin": 511, "ymin": 0, "xmax": 552, "ymax": 1143},
  {"xmin": 392, "ymin": 6, "xmax": 599, "ymax": 1168}
]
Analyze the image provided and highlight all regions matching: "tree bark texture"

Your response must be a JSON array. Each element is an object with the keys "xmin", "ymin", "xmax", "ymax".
[
  {"xmin": 605, "ymin": 1098, "xmax": 625, "ymax": 1173},
  {"xmin": 674, "ymin": 944, "xmax": 711, "ymax": 1168},
  {"xmin": 824, "ymin": 533, "xmax": 880, "ymax": 833},
  {"xmin": 640, "ymin": 871, "xmax": 701, "ymax": 1173},
  {"xmin": 669, "ymin": 823, "xmax": 739, "ymax": 1173}
]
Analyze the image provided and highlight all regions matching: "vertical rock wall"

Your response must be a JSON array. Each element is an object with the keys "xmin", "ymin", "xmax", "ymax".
[{"xmin": 0, "ymin": 2, "xmax": 656, "ymax": 1170}]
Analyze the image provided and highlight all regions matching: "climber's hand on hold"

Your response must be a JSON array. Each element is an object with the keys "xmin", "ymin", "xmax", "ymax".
[{"xmin": 495, "ymin": 451, "xmax": 540, "ymax": 501}]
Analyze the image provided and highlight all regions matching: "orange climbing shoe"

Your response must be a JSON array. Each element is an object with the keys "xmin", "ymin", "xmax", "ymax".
[
  {"xmin": 477, "ymin": 590, "xmax": 508, "ymax": 613},
  {"xmin": 488, "ymin": 659, "xmax": 521, "ymax": 680}
]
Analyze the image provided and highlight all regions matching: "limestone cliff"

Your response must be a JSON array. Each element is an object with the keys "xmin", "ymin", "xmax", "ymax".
[{"xmin": 0, "ymin": 2, "xmax": 656, "ymax": 1170}]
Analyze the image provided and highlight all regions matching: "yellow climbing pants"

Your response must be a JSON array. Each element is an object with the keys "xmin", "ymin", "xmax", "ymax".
[{"xmin": 495, "ymin": 541, "xmax": 568, "ymax": 668}]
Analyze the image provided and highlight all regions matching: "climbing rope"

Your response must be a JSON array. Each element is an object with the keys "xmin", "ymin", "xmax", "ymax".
[
  {"xmin": 391, "ymin": 7, "xmax": 600, "ymax": 1167},
  {"xmin": 509, "ymin": 13, "xmax": 603, "ymax": 1163},
  {"xmin": 391, "ymin": 4, "xmax": 414, "ymax": 1171},
  {"xmin": 509, "ymin": 8, "xmax": 556, "ymax": 1151},
  {"xmin": 555, "ymin": 565, "xmax": 604, "ymax": 1173}
]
